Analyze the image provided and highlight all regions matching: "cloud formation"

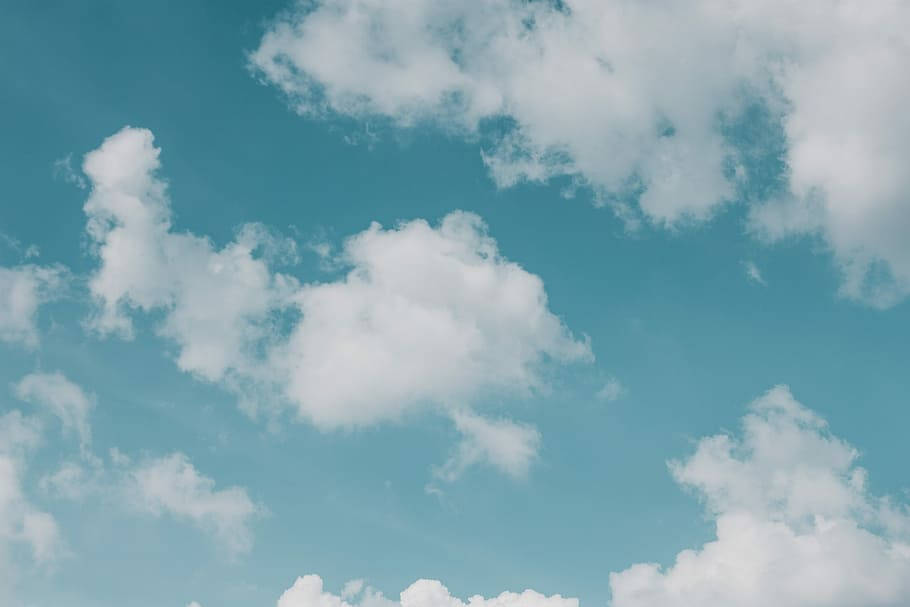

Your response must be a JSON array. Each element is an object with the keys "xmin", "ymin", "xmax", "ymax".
[
  {"xmin": 251, "ymin": 0, "xmax": 910, "ymax": 307},
  {"xmin": 277, "ymin": 574, "xmax": 576, "ymax": 607},
  {"xmin": 435, "ymin": 410, "xmax": 541, "ymax": 482},
  {"xmin": 609, "ymin": 386, "xmax": 910, "ymax": 606},
  {"xmin": 81, "ymin": 126, "xmax": 590, "ymax": 475},
  {"xmin": 279, "ymin": 388, "xmax": 910, "ymax": 606},
  {"xmin": 0, "ymin": 263, "xmax": 66, "ymax": 347},
  {"xmin": 0, "ymin": 410, "xmax": 62, "ymax": 599},
  {"xmin": 126, "ymin": 452, "xmax": 261, "ymax": 557},
  {"xmin": 14, "ymin": 371, "xmax": 95, "ymax": 456}
]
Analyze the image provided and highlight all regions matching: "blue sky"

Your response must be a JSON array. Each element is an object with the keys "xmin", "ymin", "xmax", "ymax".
[{"xmin": 2, "ymin": 2, "xmax": 910, "ymax": 607}]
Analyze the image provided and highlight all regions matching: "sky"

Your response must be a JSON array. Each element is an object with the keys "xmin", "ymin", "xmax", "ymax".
[{"xmin": 1, "ymin": 1, "xmax": 909, "ymax": 606}]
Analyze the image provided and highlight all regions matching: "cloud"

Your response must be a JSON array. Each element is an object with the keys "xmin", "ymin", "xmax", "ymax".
[
  {"xmin": 14, "ymin": 371, "xmax": 94, "ymax": 456},
  {"xmin": 435, "ymin": 411, "xmax": 541, "ymax": 482},
  {"xmin": 126, "ymin": 452, "xmax": 261, "ymax": 557},
  {"xmin": 275, "ymin": 211, "xmax": 591, "ymax": 429},
  {"xmin": 277, "ymin": 575, "xmax": 576, "ymax": 607},
  {"xmin": 743, "ymin": 260, "xmax": 766, "ymax": 286},
  {"xmin": 608, "ymin": 386, "xmax": 910, "ymax": 606},
  {"xmin": 0, "ymin": 410, "xmax": 62, "ymax": 598},
  {"xmin": 81, "ymin": 127, "xmax": 590, "ymax": 475},
  {"xmin": 82, "ymin": 126, "xmax": 297, "ymax": 381},
  {"xmin": 596, "ymin": 377, "xmax": 625, "ymax": 402},
  {"xmin": 53, "ymin": 154, "xmax": 87, "ymax": 189},
  {"xmin": 341, "ymin": 580, "xmax": 365, "ymax": 600},
  {"xmin": 252, "ymin": 0, "xmax": 910, "ymax": 307},
  {"xmin": 37, "ymin": 442, "xmax": 262, "ymax": 557},
  {"xmin": 0, "ymin": 263, "xmax": 67, "ymax": 348}
]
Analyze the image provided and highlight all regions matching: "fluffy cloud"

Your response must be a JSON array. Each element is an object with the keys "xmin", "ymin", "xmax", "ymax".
[
  {"xmin": 126, "ymin": 452, "xmax": 261, "ymax": 557},
  {"xmin": 608, "ymin": 386, "xmax": 910, "ymax": 606},
  {"xmin": 14, "ymin": 372, "xmax": 94, "ymax": 456},
  {"xmin": 82, "ymin": 126, "xmax": 297, "ymax": 381},
  {"xmin": 0, "ymin": 263, "xmax": 66, "ymax": 347},
  {"xmin": 277, "ymin": 574, "xmax": 576, "ymax": 607},
  {"xmin": 82, "ymin": 127, "xmax": 590, "ymax": 475},
  {"xmin": 274, "ymin": 211, "xmax": 591, "ymax": 429},
  {"xmin": 251, "ymin": 0, "xmax": 910, "ymax": 307}
]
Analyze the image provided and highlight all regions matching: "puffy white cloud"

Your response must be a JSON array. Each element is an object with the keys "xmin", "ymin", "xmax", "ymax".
[
  {"xmin": 0, "ymin": 263, "xmax": 66, "ymax": 348},
  {"xmin": 252, "ymin": 0, "xmax": 910, "ymax": 307},
  {"xmin": 82, "ymin": 127, "xmax": 298, "ymax": 381},
  {"xmin": 277, "ymin": 575, "xmax": 576, "ymax": 607},
  {"xmin": 82, "ymin": 127, "xmax": 590, "ymax": 475},
  {"xmin": 127, "ymin": 452, "xmax": 261, "ymax": 557},
  {"xmin": 14, "ymin": 371, "xmax": 94, "ymax": 456},
  {"xmin": 608, "ymin": 386, "xmax": 910, "ymax": 607},
  {"xmin": 274, "ymin": 211, "xmax": 591, "ymax": 429}
]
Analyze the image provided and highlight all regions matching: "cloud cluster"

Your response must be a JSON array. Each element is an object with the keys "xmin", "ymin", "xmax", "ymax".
[
  {"xmin": 608, "ymin": 386, "xmax": 910, "ymax": 606},
  {"xmin": 82, "ymin": 126, "xmax": 590, "ymax": 475},
  {"xmin": 277, "ymin": 574, "xmax": 576, "ymax": 607},
  {"xmin": 0, "ymin": 263, "xmax": 66, "ymax": 348},
  {"xmin": 251, "ymin": 0, "xmax": 910, "ymax": 307},
  {"xmin": 275, "ymin": 388, "xmax": 910, "ymax": 607},
  {"xmin": 3, "ymin": 369, "xmax": 261, "ymax": 560}
]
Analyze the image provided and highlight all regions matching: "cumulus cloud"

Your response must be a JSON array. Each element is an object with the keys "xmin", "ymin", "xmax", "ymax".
[
  {"xmin": 275, "ymin": 211, "xmax": 591, "ymax": 429},
  {"xmin": 277, "ymin": 574, "xmax": 576, "ymax": 607},
  {"xmin": 126, "ymin": 452, "xmax": 261, "ymax": 557},
  {"xmin": 82, "ymin": 127, "xmax": 590, "ymax": 475},
  {"xmin": 14, "ymin": 371, "xmax": 94, "ymax": 456},
  {"xmin": 251, "ymin": 0, "xmax": 910, "ymax": 307},
  {"xmin": 608, "ymin": 385, "xmax": 910, "ymax": 607},
  {"xmin": 0, "ymin": 263, "xmax": 66, "ymax": 347},
  {"xmin": 82, "ymin": 126, "xmax": 298, "ymax": 380}
]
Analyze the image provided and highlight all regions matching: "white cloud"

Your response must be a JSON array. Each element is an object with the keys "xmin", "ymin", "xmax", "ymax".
[
  {"xmin": 608, "ymin": 386, "xmax": 910, "ymax": 607},
  {"xmin": 596, "ymin": 377, "xmax": 625, "ymax": 402},
  {"xmin": 82, "ymin": 126, "xmax": 297, "ymax": 381},
  {"xmin": 252, "ymin": 0, "xmax": 910, "ymax": 307},
  {"xmin": 81, "ymin": 127, "xmax": 590, "ymax": 475},
  {"xmin": 275, "ymin": 211, "xmax": 591, "ymax": 429},
  {"xmin": 0, "ymin": 263, "xmax": 66, "ymax": 348},
  {"xmin": 14, "ymin": 371, "xmax": 94, "ymax": 456},
  {"xmin": 341, "ymin": 580, "xmax": 365, "ymax": 601},
  {"xmin": 435, "ymin": 411, "xmax": 541, "ymax": 482},
  {"xmin": 0, "ymin": 411, "xmax": 62, "ymax": 598},
  {"xmin": 277, "ymin": 575, "xmax": 576, "ymax": 607},
  {"xmin": 127, "ymin": 452, "xmax": 261, "ymax": 557}
]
